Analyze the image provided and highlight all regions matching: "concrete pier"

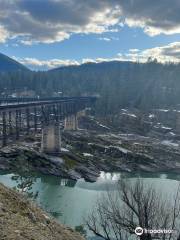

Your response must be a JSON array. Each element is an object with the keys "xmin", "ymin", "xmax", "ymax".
[
  {"xmin": 64, "ymin": 114, "xmax": 78, "ymax": 130},
  {"xmin": 41, "ymin": 123, "xmax": 61, "ymax": 154}
]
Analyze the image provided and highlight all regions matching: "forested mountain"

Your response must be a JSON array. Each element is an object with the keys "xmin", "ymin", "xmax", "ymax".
[
  {"xmin": 0, "ymin": 59, "xmax": 180, "ymax": 115},
  {"xmin": 49, "ymin": 60, "xmax": 180, "ymax": 114},
  {"xmin": 0, "ymin": 53, "xmax": 28, "ymax": 72}
]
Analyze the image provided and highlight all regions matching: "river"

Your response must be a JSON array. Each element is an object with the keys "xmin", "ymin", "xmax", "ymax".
[{"xmin": 0, "ymin": 171, "xmax": 180, "ymax": 238}]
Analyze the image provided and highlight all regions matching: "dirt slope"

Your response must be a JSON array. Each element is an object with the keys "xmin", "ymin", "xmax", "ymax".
[{"xmin": 0, "ymin": 183, "xmax": 84, "ymax": 240}]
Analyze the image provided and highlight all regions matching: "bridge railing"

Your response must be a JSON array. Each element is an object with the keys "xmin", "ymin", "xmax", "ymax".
[{"xmin": 0, "ymin": 96, "xmax": 97, "ymax": 105}]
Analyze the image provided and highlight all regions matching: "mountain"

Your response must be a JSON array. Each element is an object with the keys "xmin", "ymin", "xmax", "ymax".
[
  {"xmin": 0, "ymin": 53, "xmax": 29, "ymax": 72},
  {"xmin": 0, "ymin": 59, "xmax": 180, "ymax": 115},
  {"xmin": 49, "ymin": 60, "xmax": 134, "ymax": 72},
  {"xmin": 48, "ymin": 60, "xmax": 180, "ymax": 113}
]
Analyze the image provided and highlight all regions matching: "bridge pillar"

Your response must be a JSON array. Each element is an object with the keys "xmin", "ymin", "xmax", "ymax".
[
  {"xmin": 64, "ymin": 114, "xmax": 78, "ymax": 130},
  {"xmin": 26, "ymin": 108, "xmax": 30, "ymax": 135},
  {"xmin": 2, "ymin": 112, "xmax": 7, "ymax": 146},
  {"xmin": 41, "ymin": 123, "xmax": 61, "ymax": 154},
  {"xmin": 8, "ymin": 111, "xmax": 13, "ymax": 135},
  {"xmin": 15, "ymin": 110, "xmax": 20, "ymax": 140},
  {"xmin": 34, "ymin": 107, "xmax": 38, "ymax": 132}
]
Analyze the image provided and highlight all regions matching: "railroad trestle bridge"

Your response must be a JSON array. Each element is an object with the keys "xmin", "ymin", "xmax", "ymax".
[{"xmin": 0, "ymin": 97, "xmax": 96, "ymax": 153}]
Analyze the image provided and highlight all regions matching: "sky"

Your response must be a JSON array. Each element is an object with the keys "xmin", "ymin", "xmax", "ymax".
[{"xmin": 0, "ymin": 0, "xmax": 180, "ymax": 70}]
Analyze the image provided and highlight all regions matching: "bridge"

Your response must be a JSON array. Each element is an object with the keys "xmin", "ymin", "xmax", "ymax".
[{"xmin": 0, "ymin": 96, "xmax": 96, "ymax": 153}]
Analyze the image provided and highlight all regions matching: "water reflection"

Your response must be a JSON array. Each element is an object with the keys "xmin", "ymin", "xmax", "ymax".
[
  {"xmin": 40, "ymin": 175, "xmax": 76, "ymax": 187},
  {"xmin": 0, "ymin": 170, "xmax": 180, "ymax": 229},
  {"xmin": 99, "ymin": 171, "xmax": 121, "ymax": 180},
  {"xmin": 11, "ymin": 173, "xmax": 38, "ymax": 199},
  {"xmin": 99, "ymin": 171, "xmax": 180, "ymax": 181}
]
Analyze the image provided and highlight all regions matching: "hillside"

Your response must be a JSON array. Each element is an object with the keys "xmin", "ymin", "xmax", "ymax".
[
  {"xmin": 0, "ymin": 183, "xmax": 84, "ymax": 240},
  {"xmin": 0, "ymin": 53, "xmax": 28, "ymax": 72},
  {"xmin": 48, "ymin": 60, "xmax": 180, "ymax": 112},
  {"xmin": 0, "ymin": 60, "xmax": 180, "ymax": 115},
  {"xmin": 49, "ymin": 60, "xmax": 133, "ymax": 72}
]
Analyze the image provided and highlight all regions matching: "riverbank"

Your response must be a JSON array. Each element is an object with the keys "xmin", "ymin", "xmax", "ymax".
[
  {"xmin": 0, "ymin": 183, "xmax": 84, "ymax": 240},
  {"xmin": 0, "ymin": 130, "xmax": 180, "ymax": 183},
  {"xmin": 0, "ymin": 114, "xmax": 180, "ymax": 182}
]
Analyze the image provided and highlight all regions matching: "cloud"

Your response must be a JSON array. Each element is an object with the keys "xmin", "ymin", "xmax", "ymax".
[
  {"xmin": 15, "ymin": 42, "xmax": 180, "ymax": 70},
  {"xmin": 129, "ymin": 49, "xmax": 140, "ymax": 53},
  {"xmin": 98, "ymin": 37, "xmax": 111, "ymax": 41},
  {"xmin": 14, "ymin": 56, "xmax": 122, "ymax": 70},
  {"xmin": 83, "ymin": 42, "xmax": 180, "ymax": 64},
  {"xmin": 0, "ymin": 0, "xmax": 121, "ymax": 44},
  {"xmin": 98, "ymin": 36, "xmax": 119, "ymax": 41},
  {"xmin": 118, "ymin": 42, "xmax": 180, "ymax": 63},
  {"xmin": 0, "ymin": 0, "xmax": 180, "ymax": 44},
  {"xmin": 0, "ymin": 25, "xmax": 9, "ymax": 43},
  {"xmin": 13, "ymin": 57, "xmax": 79, "ymax": 69},
  {"xmin": 122, "ymin": 0, "xmax": 180, "ymax": 36}
]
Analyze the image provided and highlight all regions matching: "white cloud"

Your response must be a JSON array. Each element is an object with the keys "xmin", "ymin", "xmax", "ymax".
[
  {"xmin": 98, "ymin": 36, "xmax": 119, "ymax": 41},
  {"xmin": 98, "ymin": 37, "xmax": 111, "ymax": 41},
  {"xmin": 14, "ymin": 56, "xmax": 122, "ymax": 70},
  {"xmin": 13, "ymin": 42, "xmax": 180, "ymax": 70},
  {"xmin": 13, "ymin": 57, "xmax": 79, "ymax": 69},
  {"xmin": 129, "ymin": 49, "xmax": 140, "ymax": 53},
  {"xmin": 118, "ymin": 42, "xmax": 180, "ymax": 63},
  {"xmin": 0, "ymin": 25, "xmax": 9, "ymax": 43}
]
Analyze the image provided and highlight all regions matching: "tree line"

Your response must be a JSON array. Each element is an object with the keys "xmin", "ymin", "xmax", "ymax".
[{"xmin": 1, "ymin": 60, "xmax": 180, "ymax": 115}]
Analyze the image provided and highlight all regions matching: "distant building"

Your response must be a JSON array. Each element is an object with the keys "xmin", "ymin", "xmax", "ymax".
[
  {"xmin": 9, "ymin": 90, "xmax": 36, "ymax": 98},
  {"xmin": 53, "ymin": 91, "xmax": 63, "ymax": 97}
]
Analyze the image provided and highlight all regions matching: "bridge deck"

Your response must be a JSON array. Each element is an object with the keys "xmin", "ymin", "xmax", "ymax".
[{"xmin": 0, "ymin": 97, "xmax": 96, "ymax": 111}]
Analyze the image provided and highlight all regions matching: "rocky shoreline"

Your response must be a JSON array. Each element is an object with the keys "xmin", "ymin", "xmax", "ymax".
[
  {"xmin": 0, "ymin": 143, "xmax": 100, "ymax": 182},
  {"xmin": 0, "ymin": 125, "xmax": 180, "ymax": 182},
  {"xmin": 0, "ymin": 113, "xmax": 180, "ymax": 182}
]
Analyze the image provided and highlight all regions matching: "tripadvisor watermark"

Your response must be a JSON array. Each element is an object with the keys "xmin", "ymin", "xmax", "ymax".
[{"xmin": 135, "ymin": 227, "xmax": 176, "ymax": 236}]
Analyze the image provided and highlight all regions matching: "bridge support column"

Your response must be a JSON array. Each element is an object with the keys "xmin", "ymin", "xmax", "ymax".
[
  {"xmin": 2, "ymin": 112, "xmax": 7, "ymax": 146},
  {"xmin": 34, "ymin": 107, "xmax": 38, "ymax": 132},
  {"xmin": 15, "ymin": 110, "xmax": 19, "ymax": 140},
  {"xmin": 19, "ymin": 110, "xmax": 22, "ymax": 129},
  {"xmin": 26, "ymin": 108, "xmax": 30, "ymax": 135},
  {"xmin": 41, "ymin": 123, "xmax": 61, "ymax": 154},
  {"xmin": 8, "ymin": 111, "xmax": 13, "ymax": 135},
  {"xmin": 64, "ymin": 114, "xmax": 78, "ymax": 130}
]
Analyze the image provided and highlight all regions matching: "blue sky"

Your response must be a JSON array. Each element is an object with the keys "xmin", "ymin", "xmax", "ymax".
[{"xmin": 0, "ymin": 0, "xmax": 180, "ymax": 70}]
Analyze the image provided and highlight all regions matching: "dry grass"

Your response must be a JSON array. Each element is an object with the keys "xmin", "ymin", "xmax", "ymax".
[{"xmin": 0, "ymin": 183, "xmax": 84, "ymax": 240}]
